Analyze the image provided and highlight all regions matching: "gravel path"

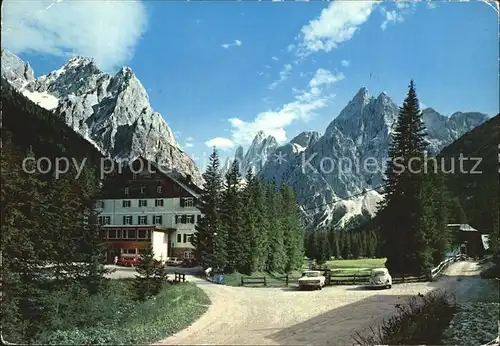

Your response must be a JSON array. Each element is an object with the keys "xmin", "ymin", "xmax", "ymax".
[{"xmin": 154, "ymin": 261, "xmax": 483, "ymax": 346}]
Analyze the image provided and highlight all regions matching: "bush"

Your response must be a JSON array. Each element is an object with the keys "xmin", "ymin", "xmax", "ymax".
[
  {"xmin": 353, "ymin": 289, "xmax": 457, "ymax": 345},
  {"xmin": 442, "ymin": 302, "xmax": 500, "ymax": 345}
]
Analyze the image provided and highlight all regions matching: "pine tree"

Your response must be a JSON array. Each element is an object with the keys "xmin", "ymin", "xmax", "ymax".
[
  {"xmin": 378, "ymin": 80, "xmax": 432, "ymax": 275},
  {"xmin": 253, "ymin": 179, "xmax": 270, "ymax": 272},
  {"xmin": 241, "ymin": 169, "xmax": 259, "ymax": 273},
  {"xmin": 316, "ymin": 231, "xmax": 331, "ymax": 265},
  {"xmin": 280, "ymin": 183, "xmax": 304, "ymax": 272},
  {"xmin": 134, "ymin": 244, "xmax": 166, "ymax": 301},
  {"xmin": 265, "ymin": 180, "xmax": 287, "ymax": 272},
  {"xmin": 192, "ymin": 148, "xmax": 224, "ymax": 269},
  {"xmin": 220, "ymin": 160, "xmax": 246, "ymax": 273}
]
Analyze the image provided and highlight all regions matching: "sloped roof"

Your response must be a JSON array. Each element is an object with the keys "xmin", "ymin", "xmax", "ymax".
[
  {"xmin": 137, "ymin": 156, "xmax": 201, "ymax": 199},
  {"xmin": 447, "ymin": 224, "xmax": 479, "ymax": 232}
]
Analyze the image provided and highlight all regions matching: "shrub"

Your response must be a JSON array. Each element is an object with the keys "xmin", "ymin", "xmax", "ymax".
[
  {"xmin": 36, "ymin": 282, "xmax": 210, "ymax": 345},
  {"xmin": 442, "ymin": 302, "xmax": 500, "ymax": 345},
  {"xmin": 353, "ymin": 289, "xmax": 457, "ymax": 345}
]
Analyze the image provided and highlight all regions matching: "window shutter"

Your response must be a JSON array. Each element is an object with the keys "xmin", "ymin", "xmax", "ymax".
[
  {"xmin": 180, "ymin": 198, "xmax": 185, "ymax": 207},
  {"xmin": 123, "ymin": 216, "xmax": 126, "ymax": 224}
]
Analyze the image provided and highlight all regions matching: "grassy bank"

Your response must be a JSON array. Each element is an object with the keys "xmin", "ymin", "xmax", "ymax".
[
  {"xmin": 354, "ymin": 289, "xmax": 457, "ymax": 345},
  {"xmin": 442, "ymin": 279, "xmax": 500, "ymax": 345},
  {"xmin": 33, "ymin": 279, "xmax": 210, "ymax": 345}
]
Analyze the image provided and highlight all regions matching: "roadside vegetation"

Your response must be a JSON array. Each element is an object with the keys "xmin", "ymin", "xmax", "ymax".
[
  {"xmin": 36, "ymin": 279, "xmax": 210, "ymax": 345},
  {"xmin": 354, "ymin": 290, "xmax": 457, "ymax": 345},
  {"xmin": 442, "ymin": 278, "xmax": 499, "ymax": 345}
]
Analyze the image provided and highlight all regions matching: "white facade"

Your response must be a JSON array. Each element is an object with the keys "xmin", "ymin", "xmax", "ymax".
[{"xmin": 97, "ymin": 196, "xmax": 201, "ymax": 260}]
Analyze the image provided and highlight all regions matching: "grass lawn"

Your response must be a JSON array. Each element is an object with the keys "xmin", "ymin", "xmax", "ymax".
[
  {"xmin": 325, "ymin": 258, "xmax": 387, "ymax": 270},
  {"xmin": 37, "ymin": 280, "xmax": 211, "ymax": 345}
]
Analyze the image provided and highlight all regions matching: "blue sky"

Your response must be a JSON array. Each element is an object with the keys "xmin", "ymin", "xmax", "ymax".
[{"xmin": 3, "ymin": 0, "xmax": 498, "ymax": 168}]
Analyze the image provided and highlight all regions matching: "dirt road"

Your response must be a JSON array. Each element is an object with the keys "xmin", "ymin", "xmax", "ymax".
[{"xmin": 154, "ymin": 261, "xmax": 483, "ymax": 346}]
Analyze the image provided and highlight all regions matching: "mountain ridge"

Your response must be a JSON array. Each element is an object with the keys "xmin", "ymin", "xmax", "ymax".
[{"xmin": 1, "ymin": 49, "xmax": 203, "ymax": 186}]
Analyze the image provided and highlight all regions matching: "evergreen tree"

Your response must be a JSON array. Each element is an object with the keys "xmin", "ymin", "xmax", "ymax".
[
  {"xmin": 192, "ymin": 148, "xmax": 225, "ymax": 268},
  {"xmin": 241, "ymin": 169, "xmax": 258, "ymax": 273},
  {"xmin": 316, "ymin": 231, "xmax": 331, "ymax": 264},
  {"xmin": 265, "ymin": 180, "xmax": 287, "ymax": 272},
  {"xmin": 220, "ymin": 160, "xmax": 246, "ymax": 273},
  {"xmin": 253, "ymin": 179, "xmax": 270, "ymax": 272},
  {"xmin": 134, "ymin": 245, "xmax": 167, "ymax": 301},
  {"xmin": 280, "ymin": 183, "xmax": 304, "ymax": 272},
  {"xmin": 340, "ymin": 230, "xmax": 351, "ymax": 259},
  {"xmin": 377, "ymin": 80, "xmax": 432, "ymax": 275}
]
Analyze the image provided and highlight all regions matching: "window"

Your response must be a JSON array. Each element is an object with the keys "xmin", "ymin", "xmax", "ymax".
[
  {"xmin": 123, "ymin": 216, "xmax": 133, "ymax": 225},
  {"xmin": 139, "ymin": 200, "xmax": 147, "ymax": 207},
  {"xmin": 153, "ymin": 215, "xmax": 162, "ymax": 225},
  {"xmin": 127, "ymin": 230, "xmax": 136, "ymax": 239},
  {"xmin": 181, "ymin": 197, "xmax": 194, "ymax": 207},
  {"xmin": 187, "ymin": 234, "xmax": 193, "ymax": 243},
  {"xmin": 177, "ymin": 234, "xmax": 182, "ymax": 243},
  {"xmin": 184, "ymin": 251, "xmax": 192, "ymax": 259},
  {"xmin": 181, "ymin": 215, "xmax": 187, "ymax": 224},
  {"xmin": 183, "ymin": 234, "xmax": 187, "ymax": 243},
  {"xmin": 140, "ymin": 187, "xmax": 145, "ymax": 194},
  {"xmin": 122, "ymin": 200, "xmax": 131, "ymax": 208},
  {"xmin": 175, "ymin": 215, "xmax": 181, "ymax": 224},
  {"xmin": 157, "ymin": 186, "xmax": 162, "ymax": 193},
  {"xmin": 197, "ymin": 215, "xmax": 201, "ymax": 224},
  {"xmin": 132, "ymin": 173, "xmax": 138, "ymax": 180},
  {"xmin": 187, "ymin": 215, "xmax": 195, "ymax": 224},
  {"xmin": 108, "ymin": 229, "xmax": 118, "ymax": 239},
  {"xmin": 123, "ymin": 248, "xmax": 137, "ymax": 255},
  {"xmin": 124, "ymin": 187, "xmax": 130, "ymax": 195},
  {"xmin": 138, "ymin": 229, "xmax": 148, "ymax": 239},
  {"xmin": 138, "ymin": 215, "xmax": 148, "ymax": 225},
  {"xmin": 98, "ymin": 216, "xmax": 111, "ymax": 225},
  {"xmin": 155, "ymin": 199, "xmax": 164, "ymax": 207},
  {"xmin": 174, "ymin": 185, "xmax": 181, "ymax": 192},
  {"xmin": 96, "ymin": 200, "xmax": 104, "ymax": 208}
]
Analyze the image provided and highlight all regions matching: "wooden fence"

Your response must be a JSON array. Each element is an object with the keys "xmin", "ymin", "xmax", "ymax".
[
  {"xmin": 240, "ymin": 274, "xmax": 290, "ymax": 287},
  {"xmin": 173, "ymin": 272, "xmax": 186, "ymax": 283},
  {"xmin": 239, "ymin": 255, "xmax": 468, "ymax": 287}
]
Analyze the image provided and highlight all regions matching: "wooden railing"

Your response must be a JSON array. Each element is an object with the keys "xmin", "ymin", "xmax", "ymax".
[{"xmin": 173, "ymin": 272, "xmax": 186, "ymax": 283}]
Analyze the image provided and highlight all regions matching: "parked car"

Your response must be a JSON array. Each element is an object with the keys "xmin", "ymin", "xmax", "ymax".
[
  {"xmin": 367, "ymin": 268, "xmax": 392, "ymax": 289},
  {"xmin": 117, "ymin": 256, "xmax": 140, "ymax": 267},
  {"xmin": 298, "ymin": 270, "xmax": 326, "ymax": 290},
  {"xmin": 166, "ymin": 257, "xmax": 183, "ymax": 266}
]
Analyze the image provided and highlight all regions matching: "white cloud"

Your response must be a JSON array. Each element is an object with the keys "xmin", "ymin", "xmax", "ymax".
[
  {"xmin": 2, "ymin": 0, "xmax": 148, "ymax": 72},
  {"xmin": 226, "ymin": 68, "xmax": 343, "ymax": 144},
  {"xmin": 205, "ymin": 137, "xmax": 235, "ymax": 150},
  {"xmin": 184, "ymin": 136, "xmax": 194, "ymax": 148},
  {"xmin": 221, "ymin": 39, "xmax": 242, "ymax": 49},
  {"xmin": 340, "ymin": 59, "xmax": 350, "ymax": 67},
  {"xmin": 380, "ymin": 9, "xmax": 405, "ymax": 30},
  {"xmin": 268, "ymin": 64, "xmax": 293, "ymax": 90},
  {"xmin": 272, "ymin": 56, "xmax": 279, "ymax": 61},
  {"xmin": 309, "ymin": 69, "xmax": 344, "ymax": 88},
  {"xmin": 296, "ymin": 1, "xmax": 378, "ymax": 56}
]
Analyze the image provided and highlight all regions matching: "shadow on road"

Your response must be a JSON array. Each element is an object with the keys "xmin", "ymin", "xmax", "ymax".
[{"xmin": 266, "ymin": 276, "xmax": 468, "ymax": 346}]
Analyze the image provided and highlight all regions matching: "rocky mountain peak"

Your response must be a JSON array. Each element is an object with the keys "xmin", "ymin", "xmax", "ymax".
[{"xmin": 1, "ymin": 50, "xmax": 203, "ymax": 186}]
